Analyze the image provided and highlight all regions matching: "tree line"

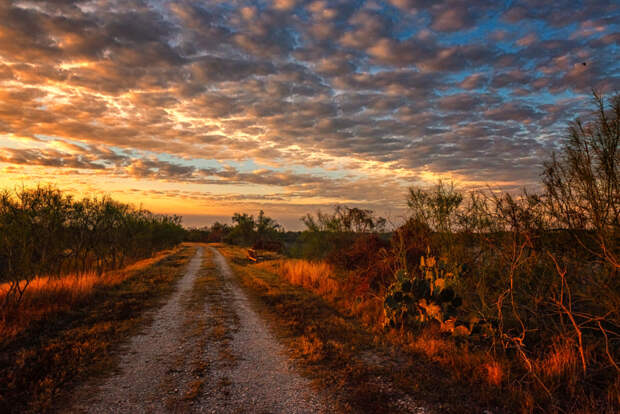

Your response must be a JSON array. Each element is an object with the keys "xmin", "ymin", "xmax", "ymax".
[{"xmin": 0, "ymin": 186, "xmax": 185, "ymax": 317}]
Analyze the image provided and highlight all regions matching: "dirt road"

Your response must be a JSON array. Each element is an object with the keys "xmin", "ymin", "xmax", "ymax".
[
  {"xmin": 68, "ymin": 246, "xmax": 327, "ymax": 413},
  {"xmin": 197, "ymin": 247, "xmax": 328, "ymax": 413}
]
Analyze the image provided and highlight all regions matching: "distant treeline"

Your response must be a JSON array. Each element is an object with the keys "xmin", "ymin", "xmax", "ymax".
[
  {"xmin": 0, "ymin": 186, "xmax": 185, "ymax": 314},
  {"xmin": 185, "ymin": 210, "xmax": 293, "ymax": 250}
]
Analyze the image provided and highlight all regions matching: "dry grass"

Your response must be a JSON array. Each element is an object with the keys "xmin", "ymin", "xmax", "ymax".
[
  {"xmin": 258, "ymin": 259, "xmax": 340, "ymax": 297},
  {"xmin": 1, "ymin": 273, "xmax": 102, "ymax": 332},
  {"xmin": 259, "ymin": 254, "xmax": 506, "ymax": 401},
  {"xmin": 263, "ymin": 255, "xmax": 514, "ymax": 409},
  {"xmin": 484, "ymin": 360, "xmax": 505, "ymax": 387},
  {"xmin": 181, "ymin": 245, "xmax": 618, "ymax": 412},
  {"xmin": 295, "ymin": 332, "xmax": 326, "ymax": 362},
  {"xmin": 0, "ymin": 245, "xmax": 195, "ymax": 414},
  {"xmin": 539, "ymin": 338, "xmax": 580, "ymax": 381},
  {"xmin": 258, "ymin": 258, "xmax": 385, "ymax": 329},
  {"xmin": 0, "ymin": 248, "xmax": 180, "ymax": 340}
]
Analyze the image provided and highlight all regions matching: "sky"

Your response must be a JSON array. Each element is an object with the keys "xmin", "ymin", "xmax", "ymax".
[{"xmin": 0, "ymin": 0, "xmax": 618, "ymax": 229}]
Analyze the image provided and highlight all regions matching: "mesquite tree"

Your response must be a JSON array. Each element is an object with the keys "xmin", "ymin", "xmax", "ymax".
[{"xmin": 0, "ymin": 186, "xmax": 185, "ymax": 318}]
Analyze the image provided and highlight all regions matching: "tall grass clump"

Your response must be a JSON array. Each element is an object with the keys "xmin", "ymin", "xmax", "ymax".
[{"xmin": 267, "ymin": 259, "xmax": 339, "ymax": 297}]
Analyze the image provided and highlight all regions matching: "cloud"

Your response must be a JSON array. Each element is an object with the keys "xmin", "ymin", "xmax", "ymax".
[
  {"xmin": 272, "ymin": 0, "xmax": 297, "ymax": 11},
  {"xmin": 0, "ymin": 0, "xmax": 618, "ymax": 225},
  {"xmin": 431, "ymin": 5, "xmax": 477, "ymax": 32},
  {"xmin": 0, "ymin": 147, "xmax": 107, "ymax": 169}
]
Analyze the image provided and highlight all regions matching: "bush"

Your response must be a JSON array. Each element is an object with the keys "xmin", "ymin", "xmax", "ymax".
[
  {"xmin": 391, "ymin": 93, "xmax": 620, "ymax": 412},
  {"xmin": 296, "ymin": 205, "xmax": 387, "ymax": 261}
]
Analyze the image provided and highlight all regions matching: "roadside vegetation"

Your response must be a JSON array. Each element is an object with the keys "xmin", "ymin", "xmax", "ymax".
[
  {"xmin": 0, "ymin": 246, "xmax": 195, "ymax": 413},
  {"xmin": 218, "ymin": 244, "xmax": 490, "ymax": 413},
  {"xmin": 212, "ymin": 93, "xmax": 619, "ymax": 413}
]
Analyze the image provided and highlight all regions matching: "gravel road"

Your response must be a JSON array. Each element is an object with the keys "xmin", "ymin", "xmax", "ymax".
[
  {"xmin": 67, "ymin": 246, "xmax": 328, "ymax": 413},
  {"xmin": 197, "ymin": 247, "xmax": 329, "ymax": 413}
]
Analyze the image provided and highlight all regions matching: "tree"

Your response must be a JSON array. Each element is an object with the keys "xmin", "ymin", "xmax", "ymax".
[
  {"xmin": 224, "ymin": 211, "xmax": 282, "ymax": 248},
  {"xmin": 542, "ymin": 92, "xmax": 619, "ymax": 270},
  {"xmin": 406, "ymin": 181, "xmax": 463, "ymax": 234},
  {"xmin": 255, "ymin": 210, "xmax": 280, "ymax": 247},
  {"xmin": 207, "ymin": 222, "xmax": 231, "ymax": 242},
  {"xmin": 302, "ymin": 205, "xmax": 386, "ymax": 233},
  {"xmin": 227, "ymin": 213, "xmax": 256, "ymax": 246},
  {"xmin": 299, "ymin": 205, "xmax": 387, "ymax": 260},
  {"xmin": 0, "ymin": 185, "xmax": 185, "ymax": 319}
]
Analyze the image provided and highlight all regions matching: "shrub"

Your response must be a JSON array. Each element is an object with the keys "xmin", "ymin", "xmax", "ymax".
[
  {"xmin": 297, "ymin": 205, "xmax": 387, "ymax": 261},
  {"xmin": 384, "ymin": 253, "xmax": 469, "ymax": 335}
]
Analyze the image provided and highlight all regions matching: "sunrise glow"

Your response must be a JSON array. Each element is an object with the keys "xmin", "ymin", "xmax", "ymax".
[{"xmin": 1, "ymin": 1, "xmax": 618, "ymax": 228}]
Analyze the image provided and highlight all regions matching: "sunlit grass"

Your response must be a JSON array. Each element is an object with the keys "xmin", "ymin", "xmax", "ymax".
[
  {"xmin": 217, "ymin": 244, "xmax": 488, "ymax": 412},
  {"xmin": 220, "ymin": 245, "xmax": 619, "ymax": 412},
  {"xmin": 257, "ymin": 257, "xmax": 386, "ymax": 331},
  {"xmin": 0, "ymin": 248, "xmax": 180, "ymax": 339},
  {"xmin": 258, "ymin": 259, "xmax": 339, "ymax": 297}
]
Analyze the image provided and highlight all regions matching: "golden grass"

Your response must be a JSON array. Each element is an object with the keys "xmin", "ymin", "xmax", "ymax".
[
  {"xmin": 258, "ymin": 259, "xmax": 340, "ymax": 297},
  {"xmin": 243, "ymin": 248, "xmax": 513, "ymax": 407},
  {"xmin": 258, "ymin": 258, "xmax": 388, "ymax": 330},
  {"xmin": 402, "ymin": 330, "xmax": 452, "ymax": 359},
  {"xmin": 540, "ymin": 338, "xmax": 579, "ymax": 380},
  {"xmin": 295, "ymin": 333, "xmax": 326, "ymax": 362},
  {"xmin": 0, "ymin": 247, "xmax": 180, "ymax": 339},
  {"xmin": 484, "ymin": 360, "xmax": 504, "ymax": 387},
  {"xmin": 260, "ymin": 255, "xmax": 517, "ymax": 405}
]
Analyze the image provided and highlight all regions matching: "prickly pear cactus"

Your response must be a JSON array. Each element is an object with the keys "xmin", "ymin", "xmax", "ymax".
[{"xmin": 383, "ymin": 253, "xmax": 463, "ymax": 333}]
